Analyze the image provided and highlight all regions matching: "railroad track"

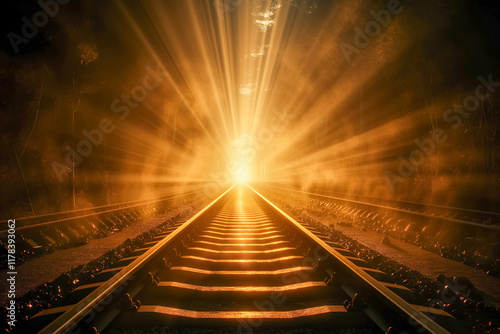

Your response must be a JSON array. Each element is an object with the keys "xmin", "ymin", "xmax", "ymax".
[
  {"xmin": 0, "ymin": 189, "xmax": 207, "ymax": 268},
  {"xmin": 257, "ymin": 185, "xmax": 500, "ymax": 276},
  {"xmin": 267, "ymin": 185, "xmax": 500, "ymax": 222},
  {"xmin": 0, "ymin": 188, "xmax": 206, "ymax": 232},
  {"xmin": 25, "ymin": 185, "xmax": 463, "ymax": 334},
  {"xmin": 262, "ymin": 185, "xmax": 500, "ymax": 231}
]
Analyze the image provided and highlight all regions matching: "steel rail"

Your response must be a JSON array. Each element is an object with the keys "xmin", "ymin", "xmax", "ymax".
[
  {"xmin": 249, "ymin": 184, "xmax": 450, "ymax": 334},
  {"xmin": 0, "ymin": 189, "xmax": 204, "ymax": 234},
  {"xmin": 0, "ymin": 188, "xmax": 204, "ymax": 225},
  {"xmin": 267, "ymin": 184, "xmax": 500, "ymax": 217}
]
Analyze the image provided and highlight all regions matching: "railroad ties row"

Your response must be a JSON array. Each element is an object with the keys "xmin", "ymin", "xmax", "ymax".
[
  {"xmin": 264, "ymin": 186, "xmax": 500, "ymax": 277},
  {"xmin": 320, "ymin": 199, "xmax": 500, "ymax": 277},
  {"xmin": 26, "ymin": 185, "xmax": 463, "ymax": 333},
  {"xmin": 0, "ymin": 194, "xmax": 197, "ymax": 268}
]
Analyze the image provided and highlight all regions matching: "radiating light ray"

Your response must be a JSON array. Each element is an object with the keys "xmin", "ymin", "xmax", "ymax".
[{"xmin": 27, "ymin": 0, "xmax": 496, "ymax": 212}]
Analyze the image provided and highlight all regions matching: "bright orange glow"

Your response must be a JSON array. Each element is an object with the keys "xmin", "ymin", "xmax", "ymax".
[{"xmin": 5, "ymin": 0, "xmax": 497, "ymax": 218}]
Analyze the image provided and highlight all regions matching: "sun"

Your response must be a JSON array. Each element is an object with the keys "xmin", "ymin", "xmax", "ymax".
[
  {"xmin": 234, "ymin": 169, "xmax": 250, "ymax": 183},
  {"xmin": 234, "ymin": 162, "xmax": 251, "ymax": 184},
  {"xmin": 231, "ymin": 156, "xmax": 252, "ymax": 184}
]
